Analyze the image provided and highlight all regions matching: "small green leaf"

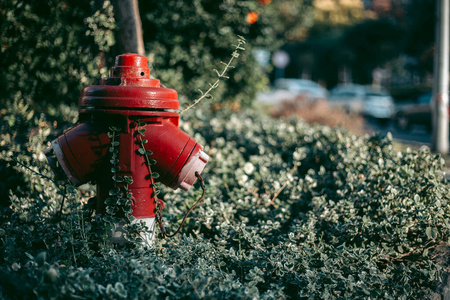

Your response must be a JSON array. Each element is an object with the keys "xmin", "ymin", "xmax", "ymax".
[
  {"xmin": 142, "ymin": 139, "xmax": 148, "ymax": 143},
  {"xmin": 124, "ymin": 176, "xmax": 133, "ymax": 184},
  {"xmin": 118, "ymin": 198, "xmax": 128, "ymax": 205},
  {"xmin": 152, "ymin": 172, "xmax": 160, "ymax": 179},
  {"xmin": 109, "ymin": 187, "xmax": 121, "ymax": 196},
  {"xmin": 111, "ymin": 141, "xmax": 119, "ymax": 147},
  {"xmin": 146, "ymin": 150, "xmax": 153, "ymax": 155},
  {"xmin": 137, "ymin": 148, "xmax": 145, "ymax": 155},
  {"xmin": 112, "ymin": 175, "xmax": 124, "ymax": 183},
  {"xmin": 426, "ymin": 227, "xmax": 438, "ymax": 240},
  {"xmin": 105, "ymin": 197, "xmax": 117, "ymax": 205},
  {"xmin": 106, "ymin": 206, "xmax": 117, "ymax": 215},
  {"xmin": 66, "ymin": 185, "xmax": 76, "ymax": 194},
  {"xmin": 109, "ymin": 126, "xmax": 121, "ymax": 132},
  {"xmin": 149, "ymin": 159, "xmax": 157, "ymax": 165},
  {"xmin": 138, "ymin": 128, "xmax": 146, "ymax": 136},
  {"xmin": 123, "ymin": 207, "xmax": 133, "ymax": 214}
]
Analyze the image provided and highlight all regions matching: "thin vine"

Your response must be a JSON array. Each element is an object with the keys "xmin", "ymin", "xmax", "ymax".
[
  {"xmin": 104, "ymin": 126, "xmax": 135, "ymax": 240},
  {"xmin": 179, "ymin": 36, "xmax": 246, "ymax": 114},
  {"xmin": 11, "ymin": 157, "xmax": 71, "ymax": 221},
  {"xmin": 135, "ymin": 121, "xmax": 165, "ymax": 234}
]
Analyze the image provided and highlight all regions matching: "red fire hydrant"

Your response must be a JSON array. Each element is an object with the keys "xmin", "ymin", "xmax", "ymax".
[{"xmin": 45, "ymin": 53, "xmax": 209, "ymax": 240}]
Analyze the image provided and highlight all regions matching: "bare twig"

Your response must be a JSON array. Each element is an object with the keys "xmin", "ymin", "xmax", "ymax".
[
  {"xmin": 268, "ymin": 182, "xmax": 288, "ymax": 207},
  {"xmin": 179, "ymin": 36, "xmax": 246, "ymax": 114}
]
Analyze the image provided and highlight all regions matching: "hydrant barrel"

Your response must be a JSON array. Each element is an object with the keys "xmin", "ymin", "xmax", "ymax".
[{"xmin": 45, "ymin": 53, "xmax": 209, "ymax": 219}]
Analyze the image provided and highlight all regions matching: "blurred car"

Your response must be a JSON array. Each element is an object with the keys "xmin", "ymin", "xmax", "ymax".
[
  {"xmin": 327, "ymin": 84, "xmax": 366, "ymax": 114},
  {"xmin": 273, "ymin": 78, "xmax": 328, "ymax": 100},
  {"xmin": 361, "ymin": 86, "xmax": 395, "ymax": 121},
  {"xmin": 394, "ymin": 92, "xmax": 433, "ymax": 131},
  {"xmin": 257, "ymin": 78, "xmax": 328, "ymax": 105}
]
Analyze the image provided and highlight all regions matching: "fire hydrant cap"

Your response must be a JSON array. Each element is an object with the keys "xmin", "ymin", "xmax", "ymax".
[
  {"xmin": 115, "ymin": 53, "xmax": 147, "ymax": 68},
  {"xmin": 79, "ymin": 53, "xmax": 179, "ymax": 110}
]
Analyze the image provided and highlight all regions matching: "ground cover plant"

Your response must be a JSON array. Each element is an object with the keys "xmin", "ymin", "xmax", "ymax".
[{"xmin": 0, "ymin": 99, "xmax": 449, "ymax": 299}]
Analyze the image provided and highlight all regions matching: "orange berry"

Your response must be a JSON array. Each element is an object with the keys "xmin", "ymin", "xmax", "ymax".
[{"xmin": 247, "ymin": 11, "xmax": 259, "ymax": 24}]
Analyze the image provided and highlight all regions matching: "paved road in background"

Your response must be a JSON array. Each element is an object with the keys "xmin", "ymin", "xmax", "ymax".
[{"xmin": 364, "ymin": 118, "xmax": 432, "ymax": 146}]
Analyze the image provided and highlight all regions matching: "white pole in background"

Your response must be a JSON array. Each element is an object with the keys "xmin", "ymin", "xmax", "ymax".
[{"xmin": 432, "ymin": 0, "xmax": 449, "ymax": 154}]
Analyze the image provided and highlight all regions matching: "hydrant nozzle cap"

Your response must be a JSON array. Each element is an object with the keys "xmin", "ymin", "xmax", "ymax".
[
  {"xmin": 101, "ymin": 53, "xmax": 158, "ymax": 87},
  {"xmin": 115, "ymin": 53, "xmax": 147, "ymax": 68}
]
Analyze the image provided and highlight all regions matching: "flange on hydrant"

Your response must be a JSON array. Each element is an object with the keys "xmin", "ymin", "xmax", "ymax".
[{"xmin": 44, "ymin": 53, "xmax": 209, "ymax": 244}]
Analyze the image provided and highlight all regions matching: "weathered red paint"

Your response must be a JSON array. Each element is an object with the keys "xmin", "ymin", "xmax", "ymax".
[{"xmin": 45, "ymin": 53, "xmax": 209, "ymax": 218}]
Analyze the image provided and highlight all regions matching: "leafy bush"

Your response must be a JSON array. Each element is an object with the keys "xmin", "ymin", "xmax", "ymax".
[
  {"xmin": 0, "ymin": 0, "xmax": 116, "ymax": 106},
  {"xmin": 0, "ymin": 102, "xmax": 449, "ymax": 299}
]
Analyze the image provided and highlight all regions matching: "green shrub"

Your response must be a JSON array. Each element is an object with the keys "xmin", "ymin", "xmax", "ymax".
[
  {"xmin": 0, "ymin": 103, "xmax": 448, "ymax": 299},
  {"xmin": 0, "ymin": 0, "xmax": 116, "ymax": 106}
]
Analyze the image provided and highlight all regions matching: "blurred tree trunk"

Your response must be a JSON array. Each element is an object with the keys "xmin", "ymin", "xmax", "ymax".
[{"xmin": 111, "ymin": 0, "xmax": 145, "ymax": 55}]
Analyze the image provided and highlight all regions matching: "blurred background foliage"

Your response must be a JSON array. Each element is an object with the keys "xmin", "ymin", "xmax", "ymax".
[
  {"xmin": 0, "ymin": 0, "xmax": 437, "ymax": 108},
  {"xmin": 280, "ymin": 0, "xmax": 436, "ymax": 91},
  {"xmin": 1, "ymin": 0, "xmax": 311, "ymax": 109}
]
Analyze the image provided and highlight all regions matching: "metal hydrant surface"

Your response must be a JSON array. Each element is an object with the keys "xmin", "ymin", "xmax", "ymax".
[{"xmin": 45, "ymin": 53, "xmax": 209, "ymax": 220}]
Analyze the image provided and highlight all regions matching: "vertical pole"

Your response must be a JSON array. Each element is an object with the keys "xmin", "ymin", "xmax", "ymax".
[
  {"xmin": 432, "ymin": 0, "xmax": 449, "ymax": 154},
  {"xmin": 111, "ymin": 0, "xmax": 145, "ymax": 56}
]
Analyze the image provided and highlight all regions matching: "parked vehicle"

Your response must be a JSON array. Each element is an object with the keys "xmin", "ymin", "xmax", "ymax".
[
  {"xmin": 257, "ymin": 78, "xmax": 328, "ymax": 105},
  {"xmin": 328, "ymin": 84, "xmax": 395, "ymax": 121},
  {"xmin": 394, "ymin": 92, "xmax": 433, "ymax": 131},
  {"xmin": 328, "ymin": 84, "xmax": 366, "ymax": 114},
  {"xmin": 361, "ymin": 86, "xmax": 395, "ymax": 121},
  {"xmin": 273, "ymin": 78, "xmax": 328, "ymax": 99}
]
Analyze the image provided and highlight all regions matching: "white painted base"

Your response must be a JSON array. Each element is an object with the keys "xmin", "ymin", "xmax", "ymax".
[
  {"xmin": 133, "ymin": 217, "xmax": 156, "ymax": 246},
  {"xmin": 109, "ymin": 217, "xmax": 156, "ymax": 246}
]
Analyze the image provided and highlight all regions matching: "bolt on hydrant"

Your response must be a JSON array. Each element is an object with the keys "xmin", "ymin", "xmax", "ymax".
[{"xmin": 44, "ymin": 53, "xmax": 209, "ymax": 243}]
